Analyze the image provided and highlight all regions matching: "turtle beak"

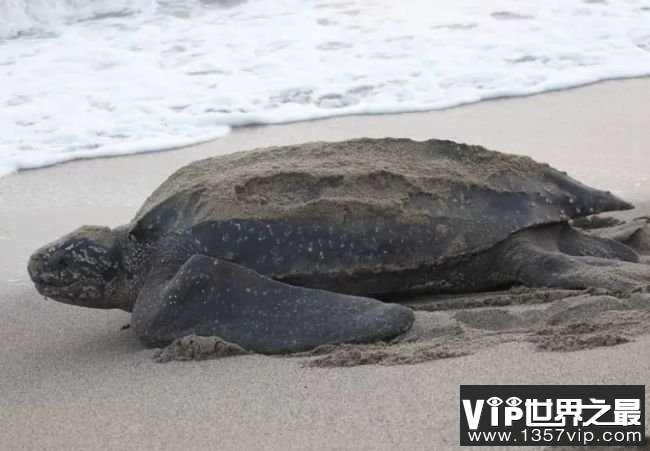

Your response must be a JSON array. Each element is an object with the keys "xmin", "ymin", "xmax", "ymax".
[{"xmin": 28, "ymin": 251, "xmax": 61, "ymax": 292}]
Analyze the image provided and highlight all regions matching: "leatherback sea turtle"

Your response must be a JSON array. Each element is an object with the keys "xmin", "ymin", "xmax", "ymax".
[{"xmin": 28, "ymin": 138, "xmax": 649, "ymax": 354}]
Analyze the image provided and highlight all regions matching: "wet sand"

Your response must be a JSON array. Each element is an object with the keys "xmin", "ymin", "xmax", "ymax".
[{"xmin": 1, "ymin": 78, "xmax": 649, "ymax": 449}]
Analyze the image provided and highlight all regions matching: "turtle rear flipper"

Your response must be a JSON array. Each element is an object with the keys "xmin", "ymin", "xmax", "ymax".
[
  {"xmin": 131, "ymin": 255, "xmax": 414, "ymax": 354},
  {"xmin": 580, "ymin": 218, "xmax": 650, "ymax": 253},
  {"xmin": 502, "ymin": 224, "xmax": 649, "ymax": 294}
]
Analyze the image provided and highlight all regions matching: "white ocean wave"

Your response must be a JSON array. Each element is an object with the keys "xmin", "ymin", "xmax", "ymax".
[
  {"xmin": 1, "ymin": 0, "xmax": 650, "ymax": 176},
  {"xmin": 0, "ymin": 0, "xmax": 156, "ymax": 38}
]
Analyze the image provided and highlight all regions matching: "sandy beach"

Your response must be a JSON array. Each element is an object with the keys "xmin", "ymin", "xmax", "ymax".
[{"xmin": 1, "ymin": 79, "xmax": 649, "ymax": 450}]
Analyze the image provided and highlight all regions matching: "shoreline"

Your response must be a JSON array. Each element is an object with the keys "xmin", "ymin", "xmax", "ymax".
[
  {"xmin": 1, "ymin": 78, "xmax": 649, "ymax": 450},
  {"xmin": 5, "ymin": 75, "xmax": 650, "ymax": 180}
]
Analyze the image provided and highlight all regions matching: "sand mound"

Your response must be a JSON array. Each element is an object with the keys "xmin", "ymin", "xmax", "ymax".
[
  {"xmin": 153, "ymin": 335, "xmax": 249, "ymax": 363},
  {"xmin": 628, "ymin": 223, "xmax": 650, "ymax": 253},
  {"xmin": 297, "ymin": 290, "xmax": 649, "ymax": 368},
  {"xmin": 302, "ymin": 342, "xmax": 469, "ymax": 368}
]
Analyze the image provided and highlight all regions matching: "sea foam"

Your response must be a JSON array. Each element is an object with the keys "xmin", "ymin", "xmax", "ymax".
[{"xmin": 1, "ymin": 0, "xmax": 650, "ymax": 176}]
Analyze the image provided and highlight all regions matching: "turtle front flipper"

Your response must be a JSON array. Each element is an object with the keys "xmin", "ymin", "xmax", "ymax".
[{"xmin": 131, "ymin": 255, "xmax": 414, "ymax": 354}]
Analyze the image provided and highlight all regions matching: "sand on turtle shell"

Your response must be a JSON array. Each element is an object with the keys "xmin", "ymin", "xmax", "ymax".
[
  {"xmin": 571, "ymin": 215, "xmax": 626, "ymax": 230},
  {"xmin": 131, "ymin": 138, "xmax": 630, "ymax": 271},
  {"xmin": 135, "ymin": 138, "xmax": 546, "ymax": 226}
]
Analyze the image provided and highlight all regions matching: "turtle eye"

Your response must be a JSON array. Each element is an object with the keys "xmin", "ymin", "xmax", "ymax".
[
  {"xmin": 506, "ymin": 397, "xmax": 522, "ymax": 407},
  {"xmin": 487, "ymin": 397, "xmax": 503, "ymax": 407}
]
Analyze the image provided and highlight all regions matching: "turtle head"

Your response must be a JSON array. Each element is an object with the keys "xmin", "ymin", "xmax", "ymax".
[{"xmin": 28, "ymin": 226, "xmax": 128, "ymax": 310}]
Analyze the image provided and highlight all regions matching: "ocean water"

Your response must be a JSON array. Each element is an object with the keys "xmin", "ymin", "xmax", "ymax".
[{"xmin": 1, "ymin": 0, "xmax": 650, "ymax": 177}]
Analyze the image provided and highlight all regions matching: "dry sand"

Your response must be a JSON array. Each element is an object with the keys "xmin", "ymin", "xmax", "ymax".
[{"xmin": 1, "ymin": 79, "xmax": 650, "ymax": 450}]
